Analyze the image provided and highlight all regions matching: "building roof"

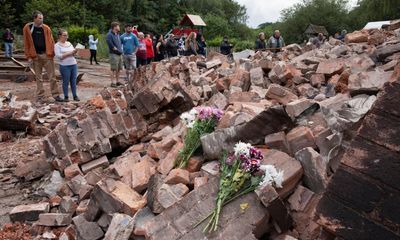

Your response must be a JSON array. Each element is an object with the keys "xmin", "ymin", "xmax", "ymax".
[
  {"xmin": 179, "ymin": 14, "xmax": 207, "ymax": 27},
  {"xmin": 304, "ymin": 24, "xmax": 329, "ymax": 36},
  {"xmin": 363, "ymin": 21, "xmax": 391, "ymax": 30}
]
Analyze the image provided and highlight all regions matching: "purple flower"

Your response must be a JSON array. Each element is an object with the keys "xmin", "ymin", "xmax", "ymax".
[
  {"xmin": 195, "ymin": 107, "xmax": 224, "ymax": 121},
  {"xmin": 249, "ymin": 147, "xmax": 264, "ymax": 160},
  {"xmin": 212, "ymin": 109, "xmax": 224, "ymax": 120}
]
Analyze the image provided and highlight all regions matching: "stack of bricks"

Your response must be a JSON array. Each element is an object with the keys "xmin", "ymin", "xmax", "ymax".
[{"xmin": 43, "ymin": 88, "xmax": 148, "ymax": 173}]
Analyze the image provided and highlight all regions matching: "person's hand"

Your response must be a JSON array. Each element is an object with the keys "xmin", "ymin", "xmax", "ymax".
[
  {"xmin": 28, "ymin": 58, "xmax": 33, "ymax": 64},
  {"xmin": 113, "ymin": 47, "xmax": 117, "ymax": 50},
  {"xmin": 73, "ymin": 49, "xmax": 78, "ymax": 54}
]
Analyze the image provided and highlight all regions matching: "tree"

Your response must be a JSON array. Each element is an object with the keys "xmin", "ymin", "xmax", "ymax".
[
  {"xmin": 23, "ymin": 0, "xmax": 86, "ymax": 28},
  {"xmin": 203, "ymin": 14, "xmax": 233, "ymax": 39},
  {"xmin": 0, "ymin": 0, "xmax": 16, "ymax": 29},
  {"xmin": 276, "ymin": 0, "xmax": 351, "ymax": 44},
  {"xmin": 349, "ymin": 0, "xmax": 400, "ymax": 29}
]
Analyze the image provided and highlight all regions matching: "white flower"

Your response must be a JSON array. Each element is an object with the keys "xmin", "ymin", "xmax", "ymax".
[
  {"xmin": 274, "ymin": 170, "xmax": 284, "ymax": 188},
  {"xmin": 259, "ymin": 165, "xmax": 284, "ymax": 188},
  {"xmin": 189, "ymin": 108, "xmax": 198, "ymax": 117},
  {"xmin": 187, "ymin": 120, "xmax": 195, "ymax": 129},
  {"xmin": 233, "ymin": 141, "xmax": 252, "ymax": 157},
  {"xmin": 180, "ymin": 110, "xmax": 197, "ymax": 128}
]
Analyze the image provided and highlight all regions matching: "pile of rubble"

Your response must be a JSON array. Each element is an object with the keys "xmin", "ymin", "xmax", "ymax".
[{"xmin": 3, "ymin": 25, "xmax": 400, "ymax": 240}]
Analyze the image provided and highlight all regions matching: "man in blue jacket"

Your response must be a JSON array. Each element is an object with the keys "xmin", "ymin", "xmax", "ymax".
[
  {"xmin": 106, "ymin": 22, "xmax": 123, "ymax": 87},
  {"xmin": 120, "ymin": 24, "xmax": 139, "ymax": 83}
]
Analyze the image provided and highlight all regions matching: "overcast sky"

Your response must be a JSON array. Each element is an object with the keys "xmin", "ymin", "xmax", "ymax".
[{"xmin": 236, "ymin": 0, "xmax": 359, "ymax": 28}]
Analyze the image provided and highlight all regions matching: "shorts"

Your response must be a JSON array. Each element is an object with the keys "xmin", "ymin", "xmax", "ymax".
[
  {"xmin": 109, "ymin": 53, "xmax": 123, "ymax": 71},
  {"xmin": 123, "ymin": 54, "xmax": 137, "ymax": 70}
]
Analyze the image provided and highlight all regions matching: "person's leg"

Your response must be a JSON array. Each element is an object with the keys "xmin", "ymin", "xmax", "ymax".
[
  {"xmin": 123, "ymin": 55, "xmax": 130, "ymax": 81},
  {"xmin": 9, "ymin": 43, "xmax": 13, "ymax": 57},
  {"xmin": 90, "ymin": 49, "xmax": 94, "ymax": 64},
  {"xmin": 43, "ymin": 57, "xmax": 61, "ymax": 99},
  {"xmin": 70, "ymin": 64, "xmax": 78, "ymax": 100},
  {"xmin": 59, "ymin": 65, "xmax": 70, "ymax": 100},
  {"xmin": 130, "ymin": 55, "xmax": 137, "ymax": 83},
  {"xmin": 94, "ymin": 50, "xmax": 99, "ymax": 64},
  {"xmin": 4, "ymin": 43, "xmax": 10, "ymax": 58},
  {"xmin": 33, "ymin": 57, "xmax": 45, "ymax": 100},
  {"xmin": 116, "ymin": 55, "xmax": 123, "ymax": 85},
  {"xmin": 110, "ymin": 53, "xmax": 116, "ymax": 86}
]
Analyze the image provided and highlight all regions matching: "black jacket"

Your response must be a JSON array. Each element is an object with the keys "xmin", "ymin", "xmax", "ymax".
[
  {"xmin": 255, "ymin": 39, "xmax": 266, "ymax": 50},
  {"xmin": 220, "ymin": 40, "xmax": 232, "ymax": 55}
]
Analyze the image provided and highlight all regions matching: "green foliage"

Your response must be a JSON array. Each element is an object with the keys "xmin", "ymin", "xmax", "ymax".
[
  {"xmin": 348, "ymin": 0, "xmax": 400, "ymax": 30},
  {"xmin": 2, "ymin": 0, "xmax": 399, "ymax": 52},
  {"xmin": 207, "ymin": 36, "xmax": 224, "ymax": 47},
  {"xmin": 66, "ymin": 26, "xmax": 99, "ymax": 46},
  {"xmin": 0, "ymin": 0, "xmax": 15, "ymax": 28},
  {"xmin": 23, "ymin": 0, "xmax": 85, "ymax": 28},
  {"xmin": 96, "ymin": 34, "xmax": 109, "ymax": 60},
  {"xmin": 275, "ymin": 0, "xmax": 351, "ymax": 44},
  {"xmin": 233, "ymin": 40, "xmax": 254, "ymax": 52},
  {"xmin": 203, "ymin": 14, "xmax": 233, "ymax": 39}
]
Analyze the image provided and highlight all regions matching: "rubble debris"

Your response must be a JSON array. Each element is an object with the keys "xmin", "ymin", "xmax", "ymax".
[
  {"xmin": 9, "ymin": 202, "xmax": 50, "ymax": 222},
  {"xmin": 3, "ymin": 26, "xmax": 400, "ymax": 240}
]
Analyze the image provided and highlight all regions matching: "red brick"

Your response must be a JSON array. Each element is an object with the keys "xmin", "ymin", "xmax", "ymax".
[
  {"xmin": 157, "ymin": 141, "xmax": 183, "ymax": 175},
  {"xmin": 63, "ymin": 163, "xmax": 82, "ymax": 180},
  {"xmin": 286, "ymin": 126, "xmax": 316, "ymax": 155},
  {"xmin": 185, "ymin": 156, "xmax": 204, "ymax": 173},
  {"xmin": 165, "ymin": 169, "xmax": 190, "ymax": 185},
  {"xmin": 193, "ymin": 176, "xmax": 208, "ymax": 189}
]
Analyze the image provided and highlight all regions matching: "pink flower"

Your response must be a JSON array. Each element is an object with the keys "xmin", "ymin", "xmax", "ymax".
[{"xmin": 195, "ymin": 107, "xmax": 224, "ymax": 121}]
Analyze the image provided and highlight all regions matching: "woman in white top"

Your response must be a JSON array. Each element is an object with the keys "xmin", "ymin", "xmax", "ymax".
[
  {"xmin": 88, "ymin": 34, "xmax": 99, "ymax": 65},
  {"xmin": 55, "ymin": 29, "xmax": 79, "ymax": 102}
]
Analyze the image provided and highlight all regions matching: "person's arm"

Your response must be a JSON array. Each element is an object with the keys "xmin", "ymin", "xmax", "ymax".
[
  {"xmin": 281, "ymin": 38, "xmax": 285, "ymax": 47},
  {"xmin": 267, "ymin": 38, "xmax": 273, "ymax": 49},
  {"xmin": 133, "ymin": 36, "xmax": 139, "ymax": 54},
  {"xmin": 106, "ymin": 34, "xmax": 115, "ymax": 50},
  {"xmin": 255, "ymin": 40, "xmax": 261, "ymax": 50},
  {"xmin": 156, "ymin": 42, "xmax": 161, "ymax": 53},
  {"xmin": 55, "ymin": 44, "xmax": 77, "ymax": 60},
  {"xmin": 23, "ymin": 25, "xmax": 33, "ymax": 61},
  {"xmin": 190, "ymin": 41, "xmax": 197, "ymax": 55}
]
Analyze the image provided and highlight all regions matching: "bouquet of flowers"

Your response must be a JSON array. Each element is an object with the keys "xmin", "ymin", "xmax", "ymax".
[
  {"xmin": 199, "ymin": 142, "xmax": 284, "ymax": 233},
  {"xmin": 175, "ymin": 107, "xmax": 224, "ymax": 168}
]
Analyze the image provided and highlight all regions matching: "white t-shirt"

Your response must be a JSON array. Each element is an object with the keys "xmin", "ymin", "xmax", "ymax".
[{"xmin": 55, "ymin": 42, "xmax": 77, "ymax": 66}]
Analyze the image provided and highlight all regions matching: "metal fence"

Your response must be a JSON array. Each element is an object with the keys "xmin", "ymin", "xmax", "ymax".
[{"xmin": 207, "ymin": 46, "xmax": 220, "ymax": 54}]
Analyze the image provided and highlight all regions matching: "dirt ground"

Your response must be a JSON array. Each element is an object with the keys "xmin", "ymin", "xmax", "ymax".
[
  {"xmin": 0, "ymin": 57, "xmax": 119, "ymax": 228},
  {"xmin": 0, "ymin": 58, "xmax": 123, "ymax": 102}
]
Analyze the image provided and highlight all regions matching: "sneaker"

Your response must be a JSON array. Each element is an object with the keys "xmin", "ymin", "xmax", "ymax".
[
  {"xmin": 116, "ymin": 82, "xmax": 124, "ymax": 86},
  {"xmin": 73, "ymin": 96, "xmax": 80, "ymax": 102},
  {"xmin": 64, "ymin": 98, "xmax": 69, "ymax": 102},
  {"xmin": 54, "ymin": 96, "xmax": 64, "ymax": 102},
  {"xmin": 96, "ymin": 62, "xmax": 100, "ymax": 65},
  {"xmin": 111, "ymin": 83, "xmax": 117, "ymax": 88}
]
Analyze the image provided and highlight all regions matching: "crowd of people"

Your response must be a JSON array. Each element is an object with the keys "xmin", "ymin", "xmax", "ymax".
[
  {"xmin": 2, "ymin": 9, "xmax": 350, "ymax": 104},
  {"xmin": 104, "ymin": 22, "xmax": 211, "ymax": 88},
  {"xmin": 16, "ymin": 10, "xmax": 213, "ymax": 103}
]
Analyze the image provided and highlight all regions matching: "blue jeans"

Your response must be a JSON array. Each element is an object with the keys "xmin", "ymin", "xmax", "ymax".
[
  {"xmin": 4, "ymin": 43, "xmax": 13, "ymax": 57},
  {"xmin": 59, "ymin": 64, "xmax": 78, "ymax": 99}
]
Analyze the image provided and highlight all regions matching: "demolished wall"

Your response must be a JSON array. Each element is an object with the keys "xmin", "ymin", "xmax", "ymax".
[{"xmin": 2, "ymin": 25, "xmax": 400, "ymax": 240}]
